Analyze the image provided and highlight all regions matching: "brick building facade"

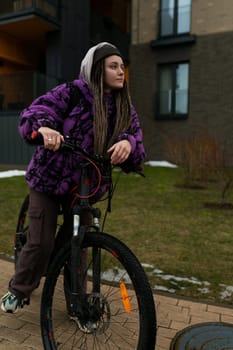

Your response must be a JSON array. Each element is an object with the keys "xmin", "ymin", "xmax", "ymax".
[{"xmin": 129, "ymin": 0, "xmax": 233, "ymax": 162}]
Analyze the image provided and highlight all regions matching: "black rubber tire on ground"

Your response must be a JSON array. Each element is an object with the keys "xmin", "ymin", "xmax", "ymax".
[{"xmin": 40, "ymin": 231, "xmax": 157, "ymax": 349}]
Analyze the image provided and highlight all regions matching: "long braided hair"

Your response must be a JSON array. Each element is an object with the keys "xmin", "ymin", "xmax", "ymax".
[{"xmin": 91, "ymin": 59, "xmax": 132, "ymax": 155}]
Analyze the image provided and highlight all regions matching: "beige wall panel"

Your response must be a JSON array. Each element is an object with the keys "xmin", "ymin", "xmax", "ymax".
[
  {"xmin": 192, "ymin": 0, "xmax": 233, "ymax": 35},
  {"xmin": 131, "ymin": 0, "xmax": 159, "ymax": 44}
]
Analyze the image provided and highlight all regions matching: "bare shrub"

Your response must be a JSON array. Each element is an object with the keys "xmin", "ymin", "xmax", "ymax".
[
  {"xmin": 213, "ymin": 145, "xmax": 233, "ymax": 205},
  {"xmin": 165, "ymin": 133, "xmax": 233, "ymax": 204},
  {"xmin": 165, "ymin": 133, "xmax": 220, "ymax": 187}
]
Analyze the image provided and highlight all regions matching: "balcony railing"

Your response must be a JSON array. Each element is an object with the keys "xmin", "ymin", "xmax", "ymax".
[
  {"xmin": 0, "ymin": 71, "xmax": 59, "ymax": 113},
  {"xmin": 0, "ymin": 0, "xmax": 60, "ymax": 21}
]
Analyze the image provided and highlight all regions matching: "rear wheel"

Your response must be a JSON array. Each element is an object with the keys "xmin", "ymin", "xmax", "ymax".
[
  {"xmin": 14, "ymin": 194, "xmax": 29, "ymax": 268},
  {"xmin": 41, "ymin": 232, "xmax": 157, "ymax": 349}
]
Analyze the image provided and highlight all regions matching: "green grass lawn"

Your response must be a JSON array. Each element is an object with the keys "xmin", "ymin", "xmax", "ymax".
[{"xmin": 1, "ymin": 165, "xmax": 233, "ymax": 305}]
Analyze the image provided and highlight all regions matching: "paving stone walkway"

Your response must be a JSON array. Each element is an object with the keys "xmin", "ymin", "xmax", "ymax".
[{"xmin": 0, "ymin": 259, "xmax": 233, "ymax": 349}]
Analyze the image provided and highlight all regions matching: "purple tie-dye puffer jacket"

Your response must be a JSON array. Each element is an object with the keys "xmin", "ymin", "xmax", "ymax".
[{"xmin": 18, "ymin": 78, "xmax": 145, "ymax": 200}]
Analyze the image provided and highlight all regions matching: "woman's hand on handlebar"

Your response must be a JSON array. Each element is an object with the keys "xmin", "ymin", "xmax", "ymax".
[{"xmin": 38, "ymin": 127, "xmax": 64, "ymax": 151}]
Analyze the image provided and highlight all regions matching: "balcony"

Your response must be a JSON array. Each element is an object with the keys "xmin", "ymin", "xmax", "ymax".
[
  {"xmin": 0, "ymin": 0, "xmax": 60, "ymax": 42},
  {"xmin": 0, "ymin": 71, "xmax": 59, "ymax": 113}
]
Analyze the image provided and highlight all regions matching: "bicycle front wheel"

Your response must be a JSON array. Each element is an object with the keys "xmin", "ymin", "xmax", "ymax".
[{"xmin": 41, "ymin": 232, "xmax": 156, "ymax": 349}]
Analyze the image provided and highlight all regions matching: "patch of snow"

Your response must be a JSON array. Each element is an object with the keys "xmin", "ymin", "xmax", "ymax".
[
  {"xmin": 154, "ymin": 285, "xmax": 176, "ymax": 293},
  {"xmin": 197, "ymin": 287, "xmax": 210, "ymax": 294},
  {"xmin": 219, "ymin": 285, "xmax": 233, "ymax": 299},
  {"xmin": 0, "ymin": 170, "xmax": 26, "ymax": 178},
  {"xmin": 145, "ymin": 160, "xmax": 177, "ymax": 168}
]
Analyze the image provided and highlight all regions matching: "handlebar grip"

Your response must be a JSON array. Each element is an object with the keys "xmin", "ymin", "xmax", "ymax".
[
  {"xmin": 31, "ymin": 131, "xmax": 38, "ymax": 139},
  {"xmin": 31, "ymin": 131, "xmax": 44, "ymax": 144}
]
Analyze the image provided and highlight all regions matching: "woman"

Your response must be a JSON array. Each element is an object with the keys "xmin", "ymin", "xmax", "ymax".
[{"xmin": 1, "ymin": 42, "xmax": 145, "ymax": 313}]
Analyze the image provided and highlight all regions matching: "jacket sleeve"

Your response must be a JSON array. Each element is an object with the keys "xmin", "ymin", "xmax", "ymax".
[
  {"xmin": 18, "ymin": 82, "xmax": 71, "ymax": 143},
  {"xmin": 116, "ymin": 105, "xmax": 146, "ymax": 173}
]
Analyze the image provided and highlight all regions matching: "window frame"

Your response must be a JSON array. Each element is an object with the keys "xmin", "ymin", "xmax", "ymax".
[
  {"xmin": 156, "ymin": 61, "xmax": 190, "ymax": 120},
  {"xmin": 159, "ymin": 0, "xmax": 192, "ymax": 38}
]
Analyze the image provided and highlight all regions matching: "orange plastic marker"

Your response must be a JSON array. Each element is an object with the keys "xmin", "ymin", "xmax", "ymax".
[{"xmin": 120, "ymin": 282, "xmax": 131, "ymax": 313}]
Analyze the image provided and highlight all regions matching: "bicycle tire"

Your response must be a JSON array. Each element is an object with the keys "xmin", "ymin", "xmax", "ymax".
[{"xmin": 40, "ymin": 231, "xmax": 157, "ymax": 349}]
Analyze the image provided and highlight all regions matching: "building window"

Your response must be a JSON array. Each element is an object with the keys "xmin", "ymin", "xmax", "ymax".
[
  {"xmin": 160, "ymin": 0, "xmax": 191, "ymax": 37},
  {"xmin": 157, "ymin": 62, "xmax": 189, "ymax": 119}
]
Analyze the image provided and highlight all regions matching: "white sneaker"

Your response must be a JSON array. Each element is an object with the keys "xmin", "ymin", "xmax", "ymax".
[{"xmin": 1, "ymin": 291, "xmax": 28, "ymax": 313}]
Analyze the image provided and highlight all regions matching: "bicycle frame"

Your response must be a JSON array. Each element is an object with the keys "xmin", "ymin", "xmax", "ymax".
[{"xmin": 68, "ymin": 158, "xmax": 104, "ymax": 322}]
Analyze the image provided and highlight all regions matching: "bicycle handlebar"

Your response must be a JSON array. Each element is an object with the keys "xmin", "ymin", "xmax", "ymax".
[
  {"xmin": 31, "ymin": 131, "xmax": 109, "ymax": 166},
  {"xmin": 31, "ymin": 131, "xmax": 144, "ymax": 177}
]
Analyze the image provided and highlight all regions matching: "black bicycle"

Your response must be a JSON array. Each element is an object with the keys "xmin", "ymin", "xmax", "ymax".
[{"xmin": 15, "ymin": 138, "xmax": 157, "ymax": 349}]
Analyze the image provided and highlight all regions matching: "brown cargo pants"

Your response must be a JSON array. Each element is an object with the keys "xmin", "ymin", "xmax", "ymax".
[
  {"xmin": 9, "ymin": 185, "xmax": 92, "ymax": 301},
  {"xmin": 9, "ymin": 188, "xmax": 63, "ymax": 298}
]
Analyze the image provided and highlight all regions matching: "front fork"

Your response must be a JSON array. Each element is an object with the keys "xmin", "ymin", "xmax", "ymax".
[{"xmin": 69, "ymin": 205, "xmax": 101, "ymax": 319}]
